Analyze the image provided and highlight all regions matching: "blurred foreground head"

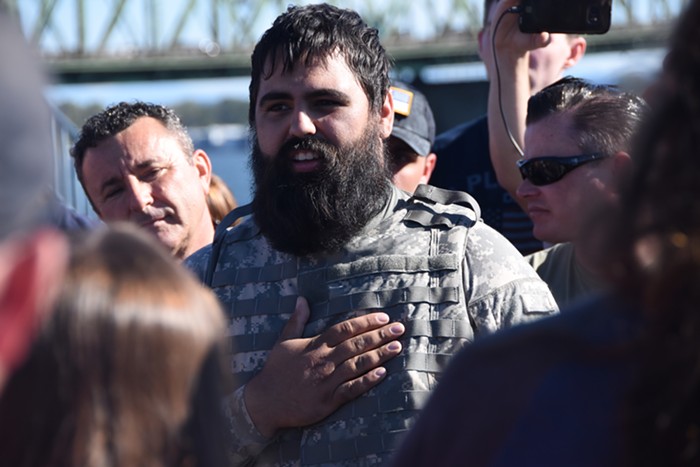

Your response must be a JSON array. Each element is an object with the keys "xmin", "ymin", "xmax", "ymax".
[
  {"xmin": 0, "ymin": 13, "xmax": 68, "ymax": 391},
  {"xmin": 0, "ymin": 224, "xmax": 229, "ymax": 467},
  {"xmin": 608, "ymin": 0, "xmax": 700, "ymax": 306},
  {"xmin": 0, "ymin": 13, "xmax": 54, "ymax": 237},
  {"xmin": 601, "ymin": 0, "xmax": 700, "ymax": 464}
]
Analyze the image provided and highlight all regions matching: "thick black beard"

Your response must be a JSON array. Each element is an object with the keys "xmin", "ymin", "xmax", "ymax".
[{"xmin": 250, "ymin": 126, "xmax": 392, "ymax": 256}]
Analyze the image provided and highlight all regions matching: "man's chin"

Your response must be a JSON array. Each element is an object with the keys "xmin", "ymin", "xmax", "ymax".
[{"xmin": 140, "ymin": 223, "xmax": 181, "ymax": 253}]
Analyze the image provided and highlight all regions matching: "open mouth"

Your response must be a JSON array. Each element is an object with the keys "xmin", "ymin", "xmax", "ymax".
[{"xmin": 290, "ymin": 150, "xmax": 322, "ymax": 172}]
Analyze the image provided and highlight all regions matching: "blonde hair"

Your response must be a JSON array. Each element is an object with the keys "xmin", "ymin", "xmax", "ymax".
[{"xmin": 207, "ymin": 173, "xmax": 239, "ymax": 227}]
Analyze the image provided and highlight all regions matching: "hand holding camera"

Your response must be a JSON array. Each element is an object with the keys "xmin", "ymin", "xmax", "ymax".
[{"xmin": 518, "ymin": 0, "xmax": 612, "ymax": 34}]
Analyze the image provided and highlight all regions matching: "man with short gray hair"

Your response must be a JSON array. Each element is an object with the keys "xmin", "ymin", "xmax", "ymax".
[{"xmin": 71, "ymin": 101, "xmax": 215, "ymax": 259}]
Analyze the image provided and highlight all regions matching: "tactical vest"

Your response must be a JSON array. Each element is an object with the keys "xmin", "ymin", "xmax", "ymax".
[{"xmin": 207, "ymin": 185, "xmax": 481, "ymax": 466}]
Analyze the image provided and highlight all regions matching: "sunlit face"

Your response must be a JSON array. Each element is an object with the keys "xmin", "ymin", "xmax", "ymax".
[
  {"xmin": 81, "ymin": 117, "xmax": 213, "ymax": 259},
  {"xmin": 516, "ymin": 114, "xmax": 616, "ymax": 244},
  {"xmin": 249, "ymin": 52, "xmax": 394, "ymax": 255},
  {"xmin": 253, "ymin": 52, "xmax": 393, "ymax": 171}
]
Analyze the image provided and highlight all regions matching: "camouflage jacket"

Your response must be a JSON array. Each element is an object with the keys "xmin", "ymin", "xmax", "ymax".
[{"xmin": 186, "ymin": 184, "xmax": 558, "ymax": 466}]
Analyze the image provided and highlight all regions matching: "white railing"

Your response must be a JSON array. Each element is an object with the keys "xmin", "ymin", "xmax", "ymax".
[{"xmin": 48, "ymin": 101, "xmax": 97, "ymax": 218}]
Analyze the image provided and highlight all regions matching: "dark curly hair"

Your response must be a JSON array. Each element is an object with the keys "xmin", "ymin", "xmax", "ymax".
[
  {"xmin": 248, "ymin": 3, "xmax": 392, "ymax": 125},
  {"xmin": 597, "ymin": 0, "xmax": 700, "ymax": 464},
  {"xmin": 70, "ymin": 101, "xmax": 195, "ymax": 189}
]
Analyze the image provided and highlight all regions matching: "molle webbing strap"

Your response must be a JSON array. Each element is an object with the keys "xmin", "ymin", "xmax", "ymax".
[
  {"xmin": 411, "ymin": 184, "xmax": 482, "ymax": 221},
  {"xmin": 384, "ymin": 352, "xmax": 455, "ymax": 374},
  {"xmin": 323, "ymin": 389, "xmax": 432, "ymax": 423},
  {"xmin": 211, "ymin": 260, "xmax": 298, "ymax": 288},
  {"xmin": 204, "ymin": 203, "xmax": 253, "ymax": 287},
  {"xmin": 213, "ymin": 254, "xmax": 459, "ymax": 289},
  {"xmin": 404, "ymin": 207, "xmax": 483, "ymax": 229},
  {"xmin": 309, "ymin": 286, "xmax": 460, "ymax": 318},
  {"xmin": 403, "ymin": 318, "xmax": 474, "ymax": 340},
  {"xmin": 323, "ymin": 254, "xmax": 458, "ymax": 280},
  {"xmin": 229, "ymin": 332, "xmax": 278, "ymax": 356},
  {"xmin": 301, "ymin": 426, "xmax": 411, "ymax": 465},
  {"xmin": 228, "ymin": 293, "xmax": 298, "ymax": 317}
]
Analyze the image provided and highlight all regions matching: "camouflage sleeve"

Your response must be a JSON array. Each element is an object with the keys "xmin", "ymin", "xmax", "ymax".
[
  {"xmin": 186, "ymin": 244, "xmax": 276, "ymax": 460},
  {"xmin": 223, "ymin": 385, "xmax": 276, "ymax": 463},
  {"xmin": 464, "ymin": 222, "xmax": 558, "ymax": 335}
]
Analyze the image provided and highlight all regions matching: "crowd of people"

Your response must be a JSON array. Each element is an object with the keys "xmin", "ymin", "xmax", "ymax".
[{"xmin": 2, "ymin": 0, "xmax": 700, "ymax": 465}]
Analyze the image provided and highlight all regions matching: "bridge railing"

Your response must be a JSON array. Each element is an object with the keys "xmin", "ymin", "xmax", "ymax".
[
  {"xmin": 17, "ymin": 0, "xmax": 686, "ymax": 59},
  {"xmin": 47, "ymin": 102, "xmax": 96, "ymax": 218}
]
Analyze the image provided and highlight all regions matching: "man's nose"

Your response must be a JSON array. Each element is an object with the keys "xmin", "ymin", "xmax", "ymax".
[
  {"xmin": 516, "ymin": 178, "xmax": 540, "ymax": 200},
  {"xmin": 127, "ymin": 179, "xmax": 153, "ymax": 212},
  {"xmin": 289, "ymin": 108, "xmax": 317, "ymax": 138}
]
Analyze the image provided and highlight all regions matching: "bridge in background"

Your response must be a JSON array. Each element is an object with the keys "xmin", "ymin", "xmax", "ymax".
[
  {"xmin": 1, "ymin": 0, "xmax": 686, "ymax": 216},
  {"xmin": 2, "ymin": 0, "xmax": 686, "ymax": 83}
]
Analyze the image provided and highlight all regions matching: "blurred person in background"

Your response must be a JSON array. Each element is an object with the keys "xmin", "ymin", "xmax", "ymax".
[
  {"xmin": 429, "ymin": 0, "xmax": 586, "ymax": 255},
  {"xmin": 208, "ymin": 172, "xmax": 239, "ymax": 226},
  {"xmin": 518, "ymin": 77, "xmax": 647, "ymax": 307},
  {"xmin": 71, "ymin": 102, "xmax": 215, "ymax": 260},
  {"xmin": 387, "ymin": 82, "xmax": 437, "ymax": 193},
  {"xmin": 482, "ymin": 0, "xmax": 587, "ymax": 221}
]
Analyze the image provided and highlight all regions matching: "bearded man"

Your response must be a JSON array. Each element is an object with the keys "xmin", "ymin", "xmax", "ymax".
[{"xmin": 186, "ymin": 4, "xmax": 558, "ymax": 465}]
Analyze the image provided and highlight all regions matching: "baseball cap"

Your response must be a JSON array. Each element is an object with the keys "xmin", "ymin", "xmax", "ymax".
[{"xmin": 390, "ymin": 82, "xmax": 436, "ymax": 157}]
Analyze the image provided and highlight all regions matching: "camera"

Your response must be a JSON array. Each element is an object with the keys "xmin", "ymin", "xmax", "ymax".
[{"xmin": 518, "ymin": 0, "xmax": 612, "ymax": 34}]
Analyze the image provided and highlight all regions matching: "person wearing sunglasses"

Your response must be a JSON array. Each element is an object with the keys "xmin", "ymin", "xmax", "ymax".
[{"xmin": 516, "ymin": 76, "xmax": 647, "ymax": 307}]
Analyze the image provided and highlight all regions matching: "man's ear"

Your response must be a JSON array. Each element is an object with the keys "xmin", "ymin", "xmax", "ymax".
[
  {"xmin": 563, "ymin": 36, "xmax": 587, "ymax": 70},
  {"xmin": 0, "ymin": 229, "xmax": 68, "ymax": 387},
  {"xmin": 421, "ymin": 152, "xmax": 438, "ymax": 185},
  {"xmin": 193, "ymin": 149, "xmax": 213, "ymax": 194},
  {"xmin": 379, "ymin": 90, "xmax": 395, "ymax": 139}
]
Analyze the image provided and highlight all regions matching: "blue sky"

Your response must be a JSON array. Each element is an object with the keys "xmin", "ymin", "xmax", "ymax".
[
  {"xmin": 35, "ymin": 0, "xmax": 677, "ymax": 107},
  {"xmin": 45, "ymin": 76, "xmax": 251, "ymax": 106}
]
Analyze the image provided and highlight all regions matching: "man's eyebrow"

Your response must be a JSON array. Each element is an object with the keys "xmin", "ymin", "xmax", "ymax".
[
  {"xmin": 306, "ymin": 89, "xmax": 351, "ymax": 103},
  {"xmin": 96, "ymin": 160, "xmax": 160, "ymax": 197},
  {"xmin": 258, "ymin": 91, "xmax": 291, "ymax": 106},
  {"xmin": 134, "ymin": 160, "xmax": 158, "ymax": 170},
  {"xmin": 258, "ymin": 89, "xmax": 352, "ymax": 106}
]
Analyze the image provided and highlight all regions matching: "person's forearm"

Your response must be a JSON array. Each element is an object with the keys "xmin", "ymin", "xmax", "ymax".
[
  {"xmin": 487, "ymin": 51, "xmax": 531, "ymax": 207},
  {"xmin": 225, "ymin": 384, "xmax": 276, "ymax": 462}
]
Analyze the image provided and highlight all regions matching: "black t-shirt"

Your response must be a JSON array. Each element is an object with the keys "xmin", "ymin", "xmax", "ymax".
[{"xmin": 430, "ymin": 115, "xmax": 542, "ymax": 255}]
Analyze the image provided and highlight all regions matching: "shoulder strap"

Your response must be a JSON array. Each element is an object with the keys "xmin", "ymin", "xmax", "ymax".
[
  {"xmin": 411, "ymin": 184, "xmax": 482, "ymax": 221},
  {"xmin": 205, "ymin": 203, "xmax": 253, "ymax": 287}
]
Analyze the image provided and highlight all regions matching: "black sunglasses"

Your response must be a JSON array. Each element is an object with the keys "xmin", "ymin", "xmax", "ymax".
[{"xmin": 517, "ymin": 153, "xmax": 609, "ymax": 186}]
